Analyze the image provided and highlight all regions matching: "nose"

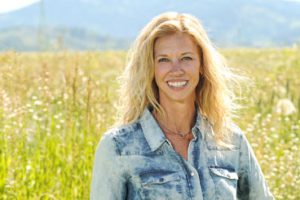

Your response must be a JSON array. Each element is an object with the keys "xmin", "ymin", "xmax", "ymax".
[{"xmin": 170, "ymin": 60, "xmax": 184, "ymax": 75}]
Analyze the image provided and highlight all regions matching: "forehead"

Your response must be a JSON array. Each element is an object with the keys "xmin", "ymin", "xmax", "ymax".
[{"xmin": 154, "ymin": 32, "xmax": 198, "ymax": 56}]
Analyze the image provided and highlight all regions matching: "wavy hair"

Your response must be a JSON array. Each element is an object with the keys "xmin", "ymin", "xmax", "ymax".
[{"xmin": 116, "ymin": 12, "xmax": 241, "ymax": 143}]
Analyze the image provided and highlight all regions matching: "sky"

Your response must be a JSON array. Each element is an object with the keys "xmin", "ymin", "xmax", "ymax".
[
  {"xmin": 1, "ymin": 0, "xmax": 300, "ymax": 14},
  {"xmin": 0, "ymin": 0, "xmax": 40, "ymax": 14}
]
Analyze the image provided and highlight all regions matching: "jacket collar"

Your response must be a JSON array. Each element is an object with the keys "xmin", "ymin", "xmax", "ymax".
[
  {"xmin": 139, "ymin": 106, "xmax": 208, "ymax": 152},
  {"xmin": 139, "ymin": 107, "xmax": 167, "ymax": 152}
]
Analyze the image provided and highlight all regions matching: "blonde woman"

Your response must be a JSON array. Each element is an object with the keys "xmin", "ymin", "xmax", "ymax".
[{"xmin": 90, "ymin": 12, "xmax": 274, "ymax": 200}]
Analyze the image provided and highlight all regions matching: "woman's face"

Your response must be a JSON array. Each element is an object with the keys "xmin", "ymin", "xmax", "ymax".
[{"xmin": 153, "ymin": 32, "xmax": 201, "ymax": 104}]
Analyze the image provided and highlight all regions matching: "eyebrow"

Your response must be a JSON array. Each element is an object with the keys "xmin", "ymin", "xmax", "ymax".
[{"xmin": 154, "ymin": 52, "xmax": 195, "ymax": 58}]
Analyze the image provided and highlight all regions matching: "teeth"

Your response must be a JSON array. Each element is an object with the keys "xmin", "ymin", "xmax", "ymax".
[{"xmin": 167, "ymin": 81, "xmax": 187, "ymax": 88}]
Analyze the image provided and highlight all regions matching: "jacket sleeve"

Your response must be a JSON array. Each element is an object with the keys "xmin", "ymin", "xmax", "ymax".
[
  {"xmin": 90, "ymin": 133, "xmax": 127, "ymax": 200},
  {"xmin": 237, "ymin": 133, "xmax": 274, "ymax": 200}
]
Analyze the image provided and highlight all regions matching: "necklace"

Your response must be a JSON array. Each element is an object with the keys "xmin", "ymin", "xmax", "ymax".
[
  {"xmin": 153, "ymin": 112, "xmax": 192, "ymax": 138},
  {"xmin": 159, "ymin": 122, "xmax": 192, "ymax": 138}
]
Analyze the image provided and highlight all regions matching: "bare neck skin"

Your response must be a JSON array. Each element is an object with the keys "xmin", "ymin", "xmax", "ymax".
[{"xmin": 154, "ymin": 98, "xmax": 197, "ymax": 134}]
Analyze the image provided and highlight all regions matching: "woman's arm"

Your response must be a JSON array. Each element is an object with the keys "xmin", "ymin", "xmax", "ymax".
[
  {"xmin": 237, "ymin": 133, "xmax": 274, "ymax": 200},
  {"xmin": 90, "ymin": 133, "xmax": 127, "ymax": 200}
]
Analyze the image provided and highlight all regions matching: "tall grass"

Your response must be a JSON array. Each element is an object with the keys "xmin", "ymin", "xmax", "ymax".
[{"xmin": 0, "ymin": 49, "xmax": 299, "ymax": 199}]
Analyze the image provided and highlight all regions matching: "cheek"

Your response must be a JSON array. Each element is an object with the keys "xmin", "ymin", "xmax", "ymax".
[
  {"xmin": 154, "ymin": 65, "xmax": 169, "ymax": 80},
  {"xmin": 193, "ymin": 63, "xmax": 201, "ymax": 76},
  {"xmin": 186, "ymin": 64, "xmax": 200, "ymax": 76},
  {"xmin": 154, "ymin": 67, "xmax": 162, "ymax": 86}
]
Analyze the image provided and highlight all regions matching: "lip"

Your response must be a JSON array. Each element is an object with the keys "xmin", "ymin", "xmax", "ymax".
[
  {"xmin": 166, "ymin": 79, "xmax": 188, "ymax": 82},
  {"xmin": 166, "ymin": 80, "xmax": 188, "ymax": 89}
]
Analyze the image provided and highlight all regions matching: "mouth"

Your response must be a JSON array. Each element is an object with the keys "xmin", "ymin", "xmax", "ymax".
[{"xmin": 167, "ymin": 80, "xmax": 188, "ymax": 88}]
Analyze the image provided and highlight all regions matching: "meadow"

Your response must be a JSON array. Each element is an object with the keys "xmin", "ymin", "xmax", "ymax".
[{"xmin": 0, "ymin": 48, "xmax": 299, "ymax": 199}]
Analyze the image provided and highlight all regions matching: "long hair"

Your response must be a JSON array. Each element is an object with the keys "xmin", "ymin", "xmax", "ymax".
[{"xmin": 116, "ymin": 12, "xmax": 241, "ymax": 143}]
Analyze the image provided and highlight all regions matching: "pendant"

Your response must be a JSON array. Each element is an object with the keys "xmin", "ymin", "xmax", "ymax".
[{"xmin": 179, "ymin": 133, "xmax": 185, "ymax": 138}]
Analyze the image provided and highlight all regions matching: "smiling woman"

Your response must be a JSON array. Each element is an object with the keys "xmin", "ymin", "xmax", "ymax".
[
  {"xmin": 154, "ymin": 33, "xmax": 201, "ymax": 107},
  {"xmin": 90, "ymin": 12, "xmax": 275, "ymax": 200},
  {"xmin": 0, "ymin": 0, "xmax": 40, "ymax": 14}
]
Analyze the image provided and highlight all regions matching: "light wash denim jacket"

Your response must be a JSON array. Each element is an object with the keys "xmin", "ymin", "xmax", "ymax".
[{"xmin": 90, "ymin": 107, "xmax": 274, "ymax": 200}]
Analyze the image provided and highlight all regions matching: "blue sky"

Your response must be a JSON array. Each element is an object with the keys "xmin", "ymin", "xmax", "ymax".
[{"xmin": 1, "ymin": 0, "xmax": 300, "ymax": 14}]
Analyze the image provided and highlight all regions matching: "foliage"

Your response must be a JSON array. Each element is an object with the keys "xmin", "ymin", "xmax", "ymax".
[{"xmin": 0, "ymin": 49, "xmax": 299, "ymax": 199}]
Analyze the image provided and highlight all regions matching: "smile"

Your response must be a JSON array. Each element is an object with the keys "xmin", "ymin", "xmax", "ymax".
[{"xmin": 167, "ymin": 81, "xmax": 188, "ymax": 88}]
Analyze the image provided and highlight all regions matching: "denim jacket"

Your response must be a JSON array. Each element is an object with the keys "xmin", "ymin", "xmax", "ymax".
[{"xmin": 90, "ymin": 107, "xmax": 274, "ymax": 200}]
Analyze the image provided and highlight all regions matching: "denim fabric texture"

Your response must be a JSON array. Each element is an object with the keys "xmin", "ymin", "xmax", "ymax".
[{"xmin": 90, "ymin": 107, "xmax": 274, "ymax": 200}]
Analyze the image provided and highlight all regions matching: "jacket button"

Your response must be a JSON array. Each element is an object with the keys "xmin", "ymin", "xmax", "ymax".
[{"xmin": 191, "ymin": 172, "xmax": 195, "ymax": 176}]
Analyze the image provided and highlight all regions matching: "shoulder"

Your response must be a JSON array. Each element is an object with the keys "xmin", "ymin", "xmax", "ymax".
[
  {"xmin": 228, "ymin": 122, "xmax": 249, "ymax": 148},
  {"xmin": 204, "ymin": 121, "xmax": 246, "ymax": 150},
  {"xmin": 99, "ymin": 121, "xmax": 151, "ymax": 155},
  {"xmin": 229, "ymin": 123, "xmax": 244, "ymax": 138}
]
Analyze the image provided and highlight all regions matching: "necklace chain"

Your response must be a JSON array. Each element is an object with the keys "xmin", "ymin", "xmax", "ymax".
[
  {"xmin": 154, "ymin": 112, "xmax": 191, "ymax": 138},
  {"xmin": 159, "ymin": 122, "xmax": 191, "ymax": 138}
]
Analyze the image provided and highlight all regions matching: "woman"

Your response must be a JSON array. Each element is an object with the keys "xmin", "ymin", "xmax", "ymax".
[{"xmin": 90, "ymin": 12, "xmax": 274, "ymax": 200}]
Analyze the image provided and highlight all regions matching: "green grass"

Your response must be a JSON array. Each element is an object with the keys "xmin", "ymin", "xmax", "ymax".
[{"xmin": 0, "ymin": 49, "xmax": 299, "ymax": 199}]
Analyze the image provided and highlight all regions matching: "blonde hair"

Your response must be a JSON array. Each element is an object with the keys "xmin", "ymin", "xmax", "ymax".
[{"xmin": 116, "ymin": 12, "xmax": 241, "ymax": 143}]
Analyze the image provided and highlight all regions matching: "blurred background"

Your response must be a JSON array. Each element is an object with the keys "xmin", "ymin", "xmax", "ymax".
[
  {"xmin": 1, "ymin": 0, "xmax": 300, "ymax": 51},
  {"xmin": 0, "ymin": 1, "xmax": 299, "ymax": 200}
]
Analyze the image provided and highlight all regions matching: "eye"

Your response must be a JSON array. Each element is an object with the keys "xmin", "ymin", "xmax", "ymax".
[
  {"xmin": 181, "ymin": 56, "xmax": 193, "ymax": 61},
  {"xmin": 158, "ymin": 58, "xmax": 169, "ymax": 63}
]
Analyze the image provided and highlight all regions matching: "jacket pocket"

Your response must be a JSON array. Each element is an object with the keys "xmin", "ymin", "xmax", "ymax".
[
  {"xmin": 140, "ymin": 171, "xmax": 181, "ymax": 187},
  {"xmin": 209, "ymin": 167, "xmax": 238, "ymax": 200},
  {"xmin": 209, "ymin": 167, "xmax": 238, "ymax": 180},
  {"xmin": 139, "ymin": 171, "xmax": 184, "ymax": 200}
]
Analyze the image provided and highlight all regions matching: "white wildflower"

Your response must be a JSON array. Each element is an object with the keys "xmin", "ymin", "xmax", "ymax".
[
  {"xmin": 33, "ymin": 114, "xmax": 39, "ymax": 121},
  {"xmin": 82, "ymin": 76, "xmax": 88, "ymax": 82},
  {"xmin": 63, "ymin": 93, "xmax": 69, "ymax": 100},
  {"xmin": 34, "ymin": 100, "xmax": 43, "ymax": 106},
  {"xmin": 26, "ymin": 165, "xmax": 32, "ymax": 172},
  {"xmin": 275, "ymin": 98, "xmax": 296, "ymax": 116}
]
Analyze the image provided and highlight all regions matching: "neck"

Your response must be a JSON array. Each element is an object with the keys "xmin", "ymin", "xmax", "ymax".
[{"xmin": 154, "ymin": 100, "xmax": 197, "ymax": 135}]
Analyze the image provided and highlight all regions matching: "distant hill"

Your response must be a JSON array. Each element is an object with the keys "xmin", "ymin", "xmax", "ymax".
[
  {"xmin": 0, "ymin": 0, "xmax": 300, "ymax": 51},
  {"xmin": 0, "ymin": 26, "xmax": 130, "ymax": 51}
]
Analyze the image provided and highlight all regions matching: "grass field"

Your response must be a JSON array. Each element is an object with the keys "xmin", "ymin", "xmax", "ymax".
[{"xmin": 0, "ymin": 49, "xmax": 299, "ymax": 199}]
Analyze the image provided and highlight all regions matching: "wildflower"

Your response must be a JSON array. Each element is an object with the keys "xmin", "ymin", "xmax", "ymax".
[
  {"xmin": 26, "ymin": 165, "xmax": 32, "ymax": 173},
  {"xmin": 33, "ymin": 114, "xmax": 39, "ymax": 121},
  {"xmin": 275, "ymin": 98, "xmax": 296, "ymax": 116},
  {"xmin": 63, "ymin": 93, "xmax": 69, "ymax": 100},
  {"xmin": 34, "ymin": 100, "xmax": 43, "ymax": 106},
  {"xmin": 82, "ymin": 76, "xmax": 88, "ymax": 82}
]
